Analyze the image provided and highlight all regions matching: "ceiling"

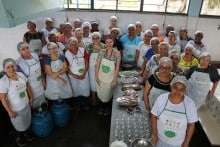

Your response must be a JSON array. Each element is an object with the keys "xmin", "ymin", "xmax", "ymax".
[{"xmin": 0, "ymin": 0, "xmax": 63, "ymax": 28}]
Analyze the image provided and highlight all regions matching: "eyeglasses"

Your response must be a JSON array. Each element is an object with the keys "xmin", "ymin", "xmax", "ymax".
[
  {"xmin": 170, "ymin": 56, "xmax": 179, "ymax": 61},
  {"xmin": 92, "ymin": 37, "xmax": 99, "ymax": 40},
  {"xmin": 159, "ymin": 66, "xmax": 171, "ymax": 70}
]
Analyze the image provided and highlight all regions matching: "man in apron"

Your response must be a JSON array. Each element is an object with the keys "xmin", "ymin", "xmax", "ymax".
[
  {"xmin": 16, "ymin": 42, "xmax": 46, "ymax": 109},
  {"xmin": 0, "ymin": 58, "xmax": 34, "ymax": 146},
  {"xmin": 151, "ymin": 76, "xmax": 198, "ymax": 147},
  {"xmin": 95, "ymin": 36, "xmax": 121, "ymax": 115}
]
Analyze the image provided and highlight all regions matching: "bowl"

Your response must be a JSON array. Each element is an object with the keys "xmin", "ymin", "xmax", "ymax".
[
  {"xmin": 110, "ymin": 140, "xmax": 127, "ymax": 147},
  {"xmin": 131, "ymin": 138, "xmax": 153, "ymax": 147},
  {"xmin": 122, "ymin": 63, "xmax": 134, "ymax": 70}
]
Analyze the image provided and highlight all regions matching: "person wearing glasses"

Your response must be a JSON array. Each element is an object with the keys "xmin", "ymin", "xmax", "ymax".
[
  {"xmin": 134, "ymin": 30, "xmax": 153, "ymax": 69},
  {"xmin": 87, "ymin": 32, "xmax": 105, "ymax": 106},
  {"xmin": 143, "ymin": 57, "xmax": 174, "ymax": 115},
  {"xmin": 151, "ymin": 76, "xmax": 198, "ymax": 147}
]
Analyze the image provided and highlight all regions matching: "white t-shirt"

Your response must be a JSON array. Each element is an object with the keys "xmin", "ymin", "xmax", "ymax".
[
  {"xmin": 151, "ymin": 93, "xmax": 198, "ymax": 123},
  {"xmin": 41, "ymin": 27, "xmax": 58, "ymax": 43}
]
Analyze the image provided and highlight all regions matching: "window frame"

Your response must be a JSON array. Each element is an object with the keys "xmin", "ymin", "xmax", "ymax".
[{"xmin": 199, "ymin": 0, "xmax": 220, "ymax": 18}]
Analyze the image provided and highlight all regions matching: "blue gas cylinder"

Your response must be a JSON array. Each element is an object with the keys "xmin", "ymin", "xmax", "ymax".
[
  {"xmin": 31, "ymin": 108, "xmax": 53, "ymax": 137},
  {"xmin": 50, "ymin": 100, "xmax": 70, "ymax": 127}
]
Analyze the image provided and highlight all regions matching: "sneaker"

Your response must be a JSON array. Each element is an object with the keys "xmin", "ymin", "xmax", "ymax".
[
  {"xmin": 98, "ymin": 108, "xmax": 104, "ymax": 115},
  {"xmin": 23, "ymin": 133, "xmax": 34, "ymax": 142},
  {"xmin": 104, "ymin": 108, "xmax": 111, "ymax": 116},
  {"xmin": 15, "ymin": 136, "xmax": 26, "ymax": 147}
]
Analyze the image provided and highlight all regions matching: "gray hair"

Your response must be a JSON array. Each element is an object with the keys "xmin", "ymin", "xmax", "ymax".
[
  {"xmin": 184, "ymin": 44, "xmax": 195, "ymax": 52},
  {"xmin": 91, "ymin": 32, "xmax": 101, "ymax": 39},
  {"xmin": 159, "ymin": 57, "xmax": 173, "ymax": 69},
  {"xmin": 3, "ymin": 58, "xmax": 16, "ymax": 70},
  {"xmin": 195, "ymin": 30, "xmax": 203, "ymax": 38},
  {"xmin": 17, "ymin": 42, "xmax": 29, "ymax": 52},
  {"xmin": 143, "ymin": 30, "xmax": 153, "ymax": 37},
  {"xmin": 47, "ymin": 42, "xmax": 58, "ymax": 50},
  {"xmin": 158, "ymin": 42, "xmax": 169, "ymax": 51},
  {"xmin": 82, "ymin": 22, "xmax": 91, "ymax": 30},
  {"xmin": 199, "ymin": 51, "xmax": 211, "ymax": 61},
  {"xmin": 150, "ymin": 37, "xmax": 160, "ymax": 45},
  {"xmin": 68, "ymin": 37, "xmax": 78, "ymax": 46}
]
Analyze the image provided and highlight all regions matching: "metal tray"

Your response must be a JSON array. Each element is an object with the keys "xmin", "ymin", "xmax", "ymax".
[
  {"xmin": 121, "ymin": 84, "xmax": 143, "ymax": 91},
  {"xmin": 118, "ymin": 70, "xmax": 139, "ymax": 78},
  {"xmin": 131, "ymin": 138, "xmax": 153, "ymax": 147}
]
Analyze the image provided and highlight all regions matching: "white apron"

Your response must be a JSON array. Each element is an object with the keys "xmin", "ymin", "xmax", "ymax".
[
  {"xmin": 157, "ymin": 99, "xmax": 187, "ymax": 147},
  {"xmin": 122, "ymin": 45, "xmax": 136, "ymax": 63},
  {"xmin": 137, "ymin": 44, "xmax": 150, "ymax": 68},
  {"xmin": 89, "ymin": 52, "xmax": 99, "ymax": 92},
  {"xmin": 68, "ymin": 50, "xmax": 90, "ymax": 97},
  {"xmin": 29, "ymin": 39, "xmax": 42, "ymax": 55},
  {"xmin": 186, "ymin": 71, "xmax": 211, "ymax": 109},
  {"xmin": 45, "ymin": 59, "xmax": 73, "ymax": 100},
  {"xmin": 24, "ymin": 58, "xmax": 45, "ymax": 108},
  {"xmin": 96, "ymin": 57, "xmax": 115, "ymax": 103},
  {"xmin": 149, "ymin": 87, "xmax": 168, "ymax": 109},
  {"xmin": 8, "ymin": 76, "xmax": 31, "ymax": 132}
]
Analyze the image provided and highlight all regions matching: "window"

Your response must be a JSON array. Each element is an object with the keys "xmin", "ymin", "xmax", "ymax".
[
  {"xmin": 201, "ymin": 0, "xmax": 220, "ymax": 16},
  {"xmin": 143, "ymin": 0, "xmax": 189, "ymax": 13},
  {"xmin": 62, "ymin": 0, "xmax": 189, "ymax": 14},
  {"xmin": 93, "ymin": 0, "xmax": 140, "ymax": 11}
]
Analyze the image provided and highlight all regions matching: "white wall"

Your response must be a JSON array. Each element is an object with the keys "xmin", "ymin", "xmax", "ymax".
[{"xmin": 0, "ymin": 11, "xmax": 220, "ymax": 71}]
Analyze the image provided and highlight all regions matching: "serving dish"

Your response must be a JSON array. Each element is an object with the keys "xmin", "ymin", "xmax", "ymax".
[
  {"xmin": 121, "ymin": 84, "xmax": 143, "ymax": 91},
  {"xmin": 131, "ymin": 138, "xmax": 153, "ymax": 147},
  {"xmin": 116, "ymin": 96, "xmax": 138, "ymax": 107},
  {"xmin": 121, "ymin": 77, "xmax": 138, "ymax": 84},
  {"xmin": 118, "ymin": 70, "xmax": 139, "ymax": 78}
]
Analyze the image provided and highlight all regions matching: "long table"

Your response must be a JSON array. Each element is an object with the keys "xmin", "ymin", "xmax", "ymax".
[{"xmin": 109, "ymin": 78, "xmax": 151, "ymax": 146}]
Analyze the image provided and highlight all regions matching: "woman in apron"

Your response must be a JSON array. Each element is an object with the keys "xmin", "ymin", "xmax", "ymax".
[
  {"xmin": 186, "ymin": 52, "xmax": 220, "ymax": 110},
  {"xmin": 23, "ymin": 21, "xmax": 46, "ymax": 57},
  {"xmin": 120, "ymin": 24, "xmax": 141, "ymax": 64},
  {"xmin": 65, "ymin": 37, "xmax": 90, "ymax": 110},
  {"xmin": 134, "ymin": 30, "xmax": 152, "ymax": 69},
  {"xmin": 0, "ymin": 58, "xmax": 34, "ymax": 146},
  {"xmin": 44, "ymin": 42, "xmax": 73, "ymax": 102},
  {"xmin": 139, "ymin": 42, "xmax": 169, "ymax": 84},
  {"xmin": 95, "ymin": 35, "xmax": 121, "ymax": 115},
  {"xmin": 87, "ymin": 32, "xmax": 105, "ymax": 106},
  {"xmin": 151, "ymin": 76, "xmax": 198, "ymax": 147},
  {"xmin": 16, "ymin": 42, "xmax": 46, "ymax": 109},
  {"xmin": 143, "ymin": 57, "xmax": 174, "ymax": 115}
]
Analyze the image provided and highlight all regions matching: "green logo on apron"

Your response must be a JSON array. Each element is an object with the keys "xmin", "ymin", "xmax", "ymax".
[
  {"xmin": 37, "ymin": 75, "xmax": 42, "ymax": 81},
  {"xmin": 102, "ymin": 65, "xmax": 110, "ymax": 73},
  {"xmin": 19, "ymin": 91, "xmax": 26, "ymax": 99},
  {"xmin": 34, "ymin": 48, "xmax": 40, "ymax": 54},
  {"xmin": 78, "ymin": 68, "xmax": 84, "ymax": 73},
  {"xmin": 127, "ymin": 54, "xmax": 133, "ymax": 58},
  {"xmin": 164, "ymin": 130, "xmax": 176, "ymax": 138}
]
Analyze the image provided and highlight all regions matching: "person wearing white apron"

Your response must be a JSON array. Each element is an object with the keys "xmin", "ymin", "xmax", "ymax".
[
  {"xmin": 95, "ymin": 36, "xmax": 121, "ymax": 115},
  {"xmin": 139, "ymin": 42, "xmax": 169, "ymax": 84},
  {"xmin": 16, "ymin": 42, "xmax": 46, "ymax": 109},
  {"xmin": 151, "ymin": 76, "xmax": 198, "ymax": 147},
  {"xmin": 186, "ymin": 52, "xmax": 220, "ymax": 110},
  {"xmin": 143, "ymin": 57, "xmax": 174, "ymax": 115},
  {"xmin": 87, "ymin": 32, "xmax": 105, "ymax": 106},
  {"xmin": 82, "ymin": 22, "xmax": 93, "ymax": 48},
  {"xmin": 44, "ymin": 42, "xmax": 73, "ymax": 101},
  {"xmin": 0, "ymin": 58, "xmax": 34, "ymax": 146},
  {"xmin": 134, "ymin": 30, "xmax": 152, "ymax": 68},
  {"xmin": 120, "ymin": 24, "xmax": 141, "ymax": 64},
  {"xmin": 65, "ymin": 38, "xmax": 90, "ymax": 110}
]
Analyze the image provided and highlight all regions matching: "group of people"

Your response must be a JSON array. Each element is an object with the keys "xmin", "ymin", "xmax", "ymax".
[{"xmin": 0, "ymin": 15, "xmax": 219, "ymax": 147}]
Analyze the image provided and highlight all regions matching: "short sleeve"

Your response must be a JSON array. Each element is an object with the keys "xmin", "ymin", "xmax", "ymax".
[
  {"xmin": 59, "ymin": 54, "xmax": 65, "ymax": 62},
  {"xmin": 151, "ymin": 93, "xmax": 168, "ymax": 117},
  {"xmin": 0, "ymin": 76, "xmax": 9, "ymax": 93},
  {"xmin": 185, "ymin": 97, "xmax": 198, "ymax": 123},
  {"xmin": 148, "ymin": 74, "xmax": 155, "ymax": 86},
  {"xmin": 44, "ymin": 56, "xmax": 51, "ymax": 66}
]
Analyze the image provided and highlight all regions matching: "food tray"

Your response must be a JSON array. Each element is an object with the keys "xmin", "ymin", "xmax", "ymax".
[
  {"xmin": 116, "ymin": 96, "xmax": 138, "ymax": 107},
  {"xmin": 118, "ymin": 70, "xmax": 139, "ymax": 78},
  {"xmin": 121, "ymin": 77, "xmax": 138, "ymax": 84}
]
